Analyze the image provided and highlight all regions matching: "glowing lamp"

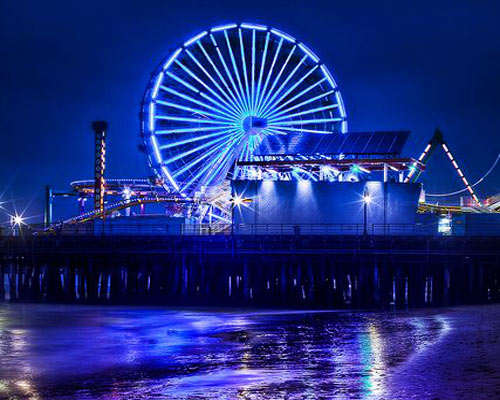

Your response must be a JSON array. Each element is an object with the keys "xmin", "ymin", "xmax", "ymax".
[
  {"xmin": 231, "ymin": 195, "xmax": 252, "ymax": 207},
  {"xmin": 232, "ymin": 196, "xmax": 244, "ymax": 206}
]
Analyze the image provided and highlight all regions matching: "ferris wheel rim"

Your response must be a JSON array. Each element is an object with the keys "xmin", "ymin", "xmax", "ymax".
[{"xmin": 141, "ymin": 22, "xmax": 348, "ymax": 195}]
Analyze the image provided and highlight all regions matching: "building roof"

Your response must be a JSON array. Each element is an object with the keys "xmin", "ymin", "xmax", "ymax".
[{"xmin": 254, "ymin": 131, "xmax": 410, "ymax": 157}]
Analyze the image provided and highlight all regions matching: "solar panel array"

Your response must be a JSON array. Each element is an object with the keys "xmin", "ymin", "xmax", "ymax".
[{"xmin": 254, "ymin": 131, "xmax": 410, "ymax": 157}]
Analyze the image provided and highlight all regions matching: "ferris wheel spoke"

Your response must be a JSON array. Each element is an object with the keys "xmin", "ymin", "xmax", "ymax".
[
  {"xmin": 224, "ymin": 30, "xmax": 250, "ymax": 113},
  {"xmin": 161, "ymin": 86, "xmax": 237, "ymax": 121},
  {"xmin": 212, "ymin": 35, "xmax": 248, "ymax": 114},
  {"xmin": 197, "ymin": 92, "xmax": 243, "ymax": 120},
  {"xmin": 264, "ymin": 86, "xmax": 333, "ymax": 120},
  {"xmin": 261, "ymin": 65, "xmax": 319, "ymax": 118},
  {"xmin": 243, "ymin": 142, "xmax": 252, "ymax": 161},
  {"xmin": 145, "ymin": 24, "xmax": 348, "ymax": 194},
  {"xmin": 266, "ymin": 126, "xmax": 334, "ymax": 134},
  {"xmin": 236, "ymin": 29, "xmax": 252, "ymax": 113},
  {"xmin": 241, "ymin": 141, "xmax": 249, "ymax": 160},
  {"xmin": 251, "ymin": 30, "xmax": 256, "ymax": 113},
  {"xmin": 255, "ymin": 32, "xmax": 270, "ymax": 115},
  {"xmin": 262, "ymin": 127, "xmax": 288, "ymax": 136},
  {"xmin": 204, "ymin": 140, "xmax": 242, "ymax": 185},
  {"xmin": 163, "ymin": 130, "xmax": 241, "ymax": 165},
  {"xmin": 155, "ymin": 100, "xmax": 234, "ymax": 122},
  {"xmin": 259, "ymin": 55, "xmax": 307, "ymax": 116},
  {"xmin": 187, "ymin": 47, "xmax": 238, "ymax": 107},
  {"xmin": 165, "ymin": 71, "xmax": 199, "ymax": 93},
  {"xmin": 167, "ymin": 70, "xmax": 241, "ymax": 119},
  {"xmin": 269, "ymin": 117, "xmax": 343, "ymax": 126},
  {"xmin": 256, "ymin": 45, "xmax": 296, "ymax": 116},
  {"xmin": 180, "ymin": 132, "xmax": 245, "ymax": 192},
  {"xmin": 181, "ymin": 154, "xmax": 226, "ymax": 192},
  {"xmin": 248, "ymin": 134, "xmax": 263, "ymax": 152},
  {"xmin": 268, "ymin": 104, "xmax": 340, "ymax": 123},
  {"xmin": 173, "ymin": 59, "xmax": 242, "ymax": 118},
  {"xmin": 255, "ymin": 38, "xmax": 283, "ymax": 115},
  {"xmin": 159, "ymin": 129, "xmax": 237, "ymax": 150},
  {"xmin": 155, "ymin": 115, "xmax": 233, "ymax": 125},
  {"xmin": 172, "ymin": 139, "xmax": 231, "ymax": 178},
  {"xmin": 156, "ymin": 126, "xmax": 231, "ymax": 135},
  {"xmin": 193, "ymin": 44, "xmax": 245, "ymax": 116}
]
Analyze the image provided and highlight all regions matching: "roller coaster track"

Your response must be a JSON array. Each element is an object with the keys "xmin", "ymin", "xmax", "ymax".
[{"xmin": 56, "ymin": 196, "xmax": 196, "ymax": 225}]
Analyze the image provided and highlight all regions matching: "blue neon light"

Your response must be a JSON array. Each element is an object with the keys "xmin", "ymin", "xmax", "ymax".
[
  {"xmin": 255, "ymin": 37, "xmax": 283, "ymax": 114},
  {"xmin": 241, "ymin": 23, "xmax": 267, "ymax": 31},
  {"xmin": 195, "ymin": 44, "xmax": 244, "ymax": 114},
  {"xmin": 263, "ymin": 79, "xmax": 330, "ymax": 119},
  {"xmin": 156, "ymin": 100, "xmax": 234, "ymax": 122},
  {"xmin": 166, "ymin": 71, "xmax": 198, "ymax": 93},
  {"xmin": 251, "ymin": 30, "xmax": 256, "ymax": 113},
  {"xmin": 262, "ymin": 65, "xmax": 319, "ymax": 116},
  {"xmin": 149, "ymin": 102, "xmax": 155, "ymax": 132},
  {"xmin": 174, "ymin": 58, "xmax": 242, "ymax": 117},
  {"xmin": 320, "ymin": 65, "xmax": 337, "ymax": 88},
  {"xmin": 298, "ymin": 43, "xmax": 319, "ymax": 63},
  {"xmin": 144, "ymin": 23, "xmax": 348, "ymax": 194},
  {"xmin": 211, "ymin": 23, "xmax": 237, "ymax": 32},
  {"xmin": 152, "ymin": 72, "xmax": 163, "ymax": 99},
  {"xmin": 223, "ymin": 30, "xmax": 247, "ymax": 113},
  {"xmin": 161, "ymin": 166, "xmax": 180, "ymax": 191},
  {"xmin": 162, "ymin": 48, "xmax": 182, "ymax": 71},
  {"xmin": 255, "ymin": 32, "xmax": 270, "ymax": 113},
  {"xmin": 186, "ymin": 47, "xmax": 244, "ymax": 115},
  {"xmin": 151, "ymin": 135, "xmax": 162, "ymax": 163},
  {"xmin": 237, "ymin": 29, "xmax": 252, "ymax": 113},
  {"xmin": 184, "ymin": 31, "xmax": 207, "ymax": 47},
  {"xmin": 257, "ymin": 45, "xmax": 296, "ymax": 115},
  {"xmin": 270, "ymin": 28, "xmax": 295, "ymax": 42},
  {"xmin": 161, "ymin": 86, "xmax": 234, "ymax": 120},
  {"xmin": 260, "ymin": 54, "xmax": 306, "ymax": 116}
]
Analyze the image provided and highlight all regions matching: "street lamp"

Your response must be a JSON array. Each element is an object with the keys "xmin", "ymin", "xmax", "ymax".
[
  {"xmin": 10, "ymin": 214, "xmax": 25, "ymax": 237},
  {"xmin": 363, "ymin": 187, "xmax": 371, "ymax": 236},
  {"xmin": 230, "ymin": 195, "xmax": 253, "ymax": 235}
]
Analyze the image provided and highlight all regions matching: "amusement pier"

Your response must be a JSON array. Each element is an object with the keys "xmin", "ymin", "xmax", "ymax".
[{"xmin": 1, "ymin": 23, "xmax": 499, "ymax": 308}]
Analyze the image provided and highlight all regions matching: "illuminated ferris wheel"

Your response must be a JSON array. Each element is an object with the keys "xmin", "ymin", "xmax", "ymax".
[{"xmin": 141, "ymin": 22, "xmax": 347, "ymax": 195}]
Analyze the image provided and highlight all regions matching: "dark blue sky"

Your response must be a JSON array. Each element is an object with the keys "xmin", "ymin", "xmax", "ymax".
[{"xmin": 1, "ymin": 0, "xmax": 499, "ymax": 222}]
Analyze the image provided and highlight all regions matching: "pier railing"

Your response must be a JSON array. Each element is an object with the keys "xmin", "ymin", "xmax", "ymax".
[{"xmin": 12, "ymin": 222, "xmax": 500, "ymax": 236}]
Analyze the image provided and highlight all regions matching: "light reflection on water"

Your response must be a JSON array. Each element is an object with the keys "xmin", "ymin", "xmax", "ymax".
[{"xmin": 0, "ymin": 305, "xmax": 455, "ymax": 399}]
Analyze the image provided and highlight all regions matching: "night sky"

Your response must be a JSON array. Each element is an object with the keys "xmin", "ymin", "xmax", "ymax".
[{"xmin": 1, "ymin": 0, "xmax": 499, "ymax": 223}]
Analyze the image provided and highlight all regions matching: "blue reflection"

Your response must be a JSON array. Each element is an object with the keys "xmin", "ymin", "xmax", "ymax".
[{"xmin": 0, "ymin": 305, "xmax": 469, "ymax": 399}]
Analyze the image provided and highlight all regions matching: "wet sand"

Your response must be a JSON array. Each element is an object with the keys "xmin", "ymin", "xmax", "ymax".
[{"xmin": 0, "ymin": 304, "xmax": 498, "ymax": 399}]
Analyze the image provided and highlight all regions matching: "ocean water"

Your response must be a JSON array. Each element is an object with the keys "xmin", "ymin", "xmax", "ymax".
[{"xmin": 0, "ymin": 304, "xmax": 499, "ymax": 399}]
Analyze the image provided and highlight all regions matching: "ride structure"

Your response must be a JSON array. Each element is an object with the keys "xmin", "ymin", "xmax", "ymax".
[
  {"xmin": 141, "ymin": 22, "xmax": 347, "ymax": 197},
  {"xmin": 405, "ymin": 129, "xmax": 482, "ymax": 206},
  {"xmin": 42, "ymin": 23, "xmax": 498, "ymax": 232}
]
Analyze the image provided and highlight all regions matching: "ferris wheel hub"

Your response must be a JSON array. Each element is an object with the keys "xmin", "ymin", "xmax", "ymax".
[{"xmin": 242, "ymin": 116, "xmax": 267, "ymax": 136}]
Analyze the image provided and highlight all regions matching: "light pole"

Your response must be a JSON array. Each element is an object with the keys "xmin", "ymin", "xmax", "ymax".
[
  {"xmin": 11, "ymin": 214, "xmax": 24, "ymax": 237},
  {"xmin": 363, "ymin": 186, "xmax": 371, "ymax": 236}
]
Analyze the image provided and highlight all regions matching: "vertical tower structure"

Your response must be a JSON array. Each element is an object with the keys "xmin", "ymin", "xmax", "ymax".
[
  {"xmin": 92, "ymin": 121, "xmax": 108, "ymax": 214},
  {"xmin": 44, "ymin": 185, "xmax": 53, "ymax": 227}
]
